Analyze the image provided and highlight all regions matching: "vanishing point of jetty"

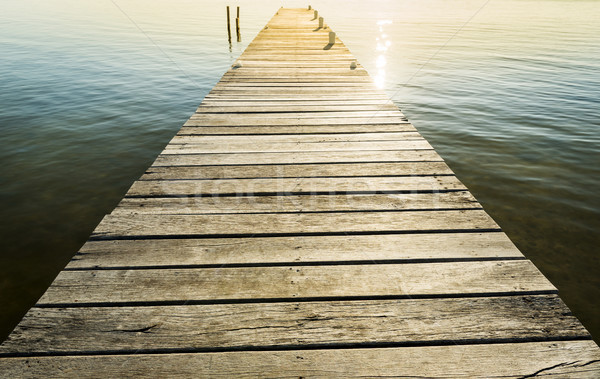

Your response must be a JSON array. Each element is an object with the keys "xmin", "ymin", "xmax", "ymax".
[{"xmin": 1, "ymin": 7, "xmax": 599, "ymax": 377}]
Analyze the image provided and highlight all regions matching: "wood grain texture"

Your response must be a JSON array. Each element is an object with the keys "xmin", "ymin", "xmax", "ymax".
[
  {"xmin": 0, "ymin": 296, "xmax": 580, "ymax": 354},
  {"xmin": 141, "ymin": 162, "xmax": 454, "ymax": 180},
  {"xmin": 178, "ymin": 124, "xmax": 414, "ymax": 134},
  {"xmin": 218, "ymin": 78, "xmax": 376, "ymax": 83},
  {"xmin": 92, "ymin": 209, "xmax": 499, "ymax": 238},
  {"xmin": 125, "ymin": 176, "xmax": 466, "ymax": 197},
  {"xmin": 1, "ymin": 341, "xmax": 599, "ymax": 377},
  {"xmin": 203, "ymin": 94, "xmax": 391, "ymax": 100},
  {"xmin": 161, "ymin": 140, "xmax": 433, "ymax": 154},
  {"xmin": 184, "ymin": 116, "xmax": 408, "ymax": 127},
  {"xmin": 68, "ymin": 232, "xmax": 523, "ymax": 269},
  {"xmin": 114, "ymin": 191, "xmax": 480, "ymax": 214},
  {"xmin": 198, "ymin": 100, "xmax": 393, "ymax": 106},
  {"xmin": 38, "ymin": 261, "xmax": 554, "ymax": 304},
  {"xmin": 152, "ymin": 150, "xmax": 442, "ymax": 166},
  {"xmin": 169, "ymin": 131, "xmax": 424, "ymax": 143}
]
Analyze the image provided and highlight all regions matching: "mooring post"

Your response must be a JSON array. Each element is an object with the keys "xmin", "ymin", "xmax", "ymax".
[
  {"xmin": 236, "ymin": 6, "xmax": 241, "ymax": 42},
  {"xmin": 319, "ymin": 17, "xmax": 324, "ymax": 29},
  {"xmin": 226, "ymin": 6, "xmax": 231, "ymax": 42},
  {"xmin": 329, "ymin": 31, "xmax": 336, "ymax": 45},
  {"xmin": 314, "ymin": 10, "xmax": 318, "ymax": 19},
  {"xmin": 308, "ymin": 5, "xmax": 312, "ymax": 10}
]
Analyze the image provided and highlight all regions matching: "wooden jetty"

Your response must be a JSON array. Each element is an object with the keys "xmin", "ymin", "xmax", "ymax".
[{"xmin": 1, "ymin": 7, "xmax": 599, "ymax": 377}]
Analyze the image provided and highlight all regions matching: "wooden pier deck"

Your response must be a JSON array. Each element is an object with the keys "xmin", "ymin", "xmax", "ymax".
[{"xmin": 1, "ymin": 8, "xmax": 599, "ymax": 377}]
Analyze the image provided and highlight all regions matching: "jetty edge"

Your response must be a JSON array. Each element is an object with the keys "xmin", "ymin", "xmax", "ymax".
[{"xmin": 1, "ymin": 7, "xmax": 599, "ymax": 377}]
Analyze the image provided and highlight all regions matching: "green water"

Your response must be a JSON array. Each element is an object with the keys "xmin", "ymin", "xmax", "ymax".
[{"xmin": 1, "ymin": 0, "xmax": 598, "ymax": 342}]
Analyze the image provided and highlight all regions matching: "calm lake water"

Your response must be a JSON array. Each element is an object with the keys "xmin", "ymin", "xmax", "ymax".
[{"xmin": 1, "ymin": 0, "xmax": 598, "ymax": 342}]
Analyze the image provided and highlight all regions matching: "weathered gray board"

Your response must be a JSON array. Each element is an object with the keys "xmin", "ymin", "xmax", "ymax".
[{"xmin": 1, "ymin": 7, "xmax": 598, "ymax": 378}]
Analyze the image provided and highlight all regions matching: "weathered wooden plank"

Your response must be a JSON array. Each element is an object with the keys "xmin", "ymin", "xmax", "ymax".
[
  {"xmin": 207, "ymin": 90, "xmax": 388, "ymax": 96},
  {"xmin": 209, "ymin": 85, "xmax": 381, "ymax": 90},
  {"xmin": 235, "ymin": 59, "xmax": 358, "ymax": 64},
  {"xmin": 218, "ymin": 79, "xmax": 374, "ymax": 84},
  {"xmin": 224, "ymin": 66, "xmax": 366, "ymax": 72},
  {"xmin": 170, "ymin": 132, "xmax": 422, "ymax": 144},
  {"xmin": 2, "ymin": 341, "xmax": 598, "ymax": 377},
  {"xmin": 252, "ymin": 32, "xmax": 339, "ymax": 36},
  {"xmin": 235, "ymin": 41, "xmax": 350, "ymax": 46},
  {"xmin": 203, "ymin": 94, "xmax": 390, "ymax": 100},
  {"xmin": 183, "ymin": 118, "xmax": 408, "ymax": 127},
  {"xmin": 162, "ymin": 140, "xmax": 432, "ymax": 154},
  {"xmin": 203, "ymin": 96, "xmax": 392, "ymax": 102},
  {"xmin": 247, "ymin": 38, "xmax": 348, "ymax": 43},
  {"xmin": 223, "ymin": 69, "xmax": 367, "ymax": 74},
  {"xmin": 153, "ymin": 150, "xmax": 441, "ymax": 166},
  {"xmin": 195, "ymin": 105, "xmax": 397, "ymax": 113},
  {"xmin": 222, "ymin": 70, "xmax": 364, "ymax": 74},
  {"xmin": 237, "ymin": 52, "xmax": 355, "ymax": 56},
  {"xmin": 92, "ymin": 209, "xmax": 499, "ymax": 239},
  {"xmin": 221, "ymin": 77, "xmax": 369, "ymax": 81},
  {"xmin": 242, "ymin": 41, "xmax": 348, "ymax": 44},
  {"xmin": 247, "ymin": 47, "xmax": 349, "ymax": 52},
  {"xmin": 125, "ymin": 176, "xmax": 465, "ymax": 197},
  {"xmin": 69, "ymin": 232, "xmax": 523, "ymax": 269},
  {"xmin": 232, "ymin": 57, "xmax": 358, "ymax": 62},
  {"xmin": 245, "ymin": 44, "xmax": 349, "ymax": 49},
  {"xmin": 247, "ymin": 39, "xmax": 346, "ymax": 43},
  {"xmin": 209, "ymin": 89, "xmax": 383, "ymax": 95},
  {"xmin": 141, "ymin": 162, "xmax": 454, "ymax": 180},
  {"xmin": 190, "ymin": 111, "xmax": 404, "ymax": 119},
  {"xmin": 178, "ymin": 125, "xmax": 412, "ymax": 134},
  {"xmin": 224, "ymin": 62, "xmax": 365, "ymax": 68},
  {"xmin": 213, "ymin": 84, "xmax": 377, "ymax": 89},
  {"xmin": 207, "ymin": 91, "xmax": 384, "ymax": 97},
  {"xmin": 219, "ymin": 75, "xmax": 369, "ymax": 80},
  {"xmin": 222, "ymin": 72, "xmax": 366, "ymax": 75},
  {"xmin": 2, "ymin": 295, "xmax": 579, "ymax": 355},
  {"xmin": 224, "ymin": 65, "xmax": 365, "ymax": 70},
  {"xmin": 114, "ymin": 191, "xmax": 480, "ymax": 215},
  {"xmin": 38, "ymin": 261, "xmax": 553, "ymax": 305},
  {"xmin": 199, "ymin": 100, "xmax": 393, "ymax": 106},
  {"xmin": 220, "ymin": 66, "xmax": 367, "ymax": 72},
  {"xmin": 244, "ymin": 37, "xmax": 344, "ymax": 40},
  {"xmin": 239, "ymin": 49, "xmax": 349, "ymax": 53},
  {"xmin": 240, "ymin": 51, "xmax": 352, "ymax": 54}
]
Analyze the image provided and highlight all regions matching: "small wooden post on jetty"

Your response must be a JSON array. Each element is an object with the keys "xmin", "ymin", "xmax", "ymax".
[
  {"xmin": 236, "ymin": 6, "xmax": 241, "ymax": 42},
  {"xmin": 226, "ymin": 5, "xmax": 232, "ymax": 43},
  {"xmin": 0, "ymin": 7, "xmax": 599, "ymax": 377}
]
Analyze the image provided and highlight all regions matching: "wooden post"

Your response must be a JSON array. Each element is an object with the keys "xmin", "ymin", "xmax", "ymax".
[
  {"xmin": 226, "ymin": 6, "xmax": 231, "ymax": 43},
  {"xmin": 329, "ymin": 31, "xmax": 336, "ymax": 45},
  {"xmin": 314, "ymin": 10, "xmax": 318, "ymax": 19},
  {"xmin": 236, "ymin": 6, "xmax": 241, "ymax": 42},
  {"xmin": 308, "ymin": 5, "xmax": 312, "ymax": 10},
  {"xmin": 319, "ymin": 17, "xmax": 324, "ymax": 29}
]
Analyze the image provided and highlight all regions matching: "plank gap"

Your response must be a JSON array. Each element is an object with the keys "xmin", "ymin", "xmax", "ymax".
[
  {"xmin": 89, "ymin": 228, "xmax": 504, "ymax": 241},
  {"xmin": 1, "ymin": 336, "xmax": 589, "ymax": 359},
  {"xmin": 124, "ymin": 189, "xmax": 469, "ymax": 198},
  {"xmin": 64, "ymin": 256, "xmax": 528, "ymax": 271},
  {"xmin": 32, "ymin": 291, "xmax": 560, "ymax": 309}
]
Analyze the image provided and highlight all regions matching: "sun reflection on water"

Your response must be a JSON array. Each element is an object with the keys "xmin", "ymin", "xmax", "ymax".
[{"xmin": 374, "ymin": 20, "xmax": 392, "ymax": 88}]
